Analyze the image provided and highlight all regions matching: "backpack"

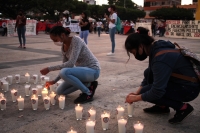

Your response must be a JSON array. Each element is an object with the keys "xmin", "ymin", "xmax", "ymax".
[
  {"xmin": 155, "ymin": 42, "xmax": 200, "ymax": 83},
  {"xmin": 116, "ymin": 16, "xmax": 121, "ymax": 32}
]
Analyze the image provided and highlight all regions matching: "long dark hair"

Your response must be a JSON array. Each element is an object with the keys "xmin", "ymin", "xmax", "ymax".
[
  {"xmin": 125, "ymin": 27, "xmax": 154, "ymax": 62},
  {"xmin": 63, "ymin": 14, "xmax": 69, "ymax": 22},
  {"xmin": 50, "ymin": 26, "xmax": 71, "ymax": 36},
  {"xmin": 82, "ymin": 12, "xmax": 88, "ymax": 20}
]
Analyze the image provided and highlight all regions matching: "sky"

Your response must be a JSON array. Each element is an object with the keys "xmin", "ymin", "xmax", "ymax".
[{"xmin": 79, "ymin": 0, "xmax": 193, "ymax": 6}]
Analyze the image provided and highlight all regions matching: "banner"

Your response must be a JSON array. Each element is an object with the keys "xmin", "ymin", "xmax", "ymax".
[
  {"xmin": 165, "ymin": 20, "xmax": 200, "ymax": 39},
  {"xmin": 7, "ymin": 20, "xmax": 36, "ymax": 37},
  {"xmin": 136, "ymin": 22, "xmax": 152, "ymax": 36}
]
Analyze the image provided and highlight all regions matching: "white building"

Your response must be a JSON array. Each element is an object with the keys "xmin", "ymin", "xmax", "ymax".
[{"xmin": 83, "ymin": 0, "xmax": 96, "ymax": 5}]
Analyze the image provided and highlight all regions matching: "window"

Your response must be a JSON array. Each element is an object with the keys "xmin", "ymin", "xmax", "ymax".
[{"xmin": 144, "ymin": 2, "xmax": 150, "ymax": 7}]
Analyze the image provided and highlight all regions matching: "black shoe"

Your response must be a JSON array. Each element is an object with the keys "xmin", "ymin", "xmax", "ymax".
[
  {"xmin": 74, "ymin": 93, "xmax": 93, "ymax": 104},
  {"xmin": 168, "ymin": 104, "xmax": 194, "ymax": 124},
  {"xmin": 89, "ymin": 81, "xmax": 98, "ymax": 97},
  {"xmin": 143, "ymin": 105, "xmax": 170, "ymax": 114}
]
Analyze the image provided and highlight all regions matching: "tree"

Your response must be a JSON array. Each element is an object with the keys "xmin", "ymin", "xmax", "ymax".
[
  {"xmin": 115, "ymin": 0, "xmax": 137, "ymax": 9},
  {"xmin": 149, "ymin": 6, "xmax": 194, "ymax": 20}
]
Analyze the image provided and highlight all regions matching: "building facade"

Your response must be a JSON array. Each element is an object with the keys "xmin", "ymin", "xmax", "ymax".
[{"xmin": 143, "ymin": 0, "xmax": 198, "ymax": 19}]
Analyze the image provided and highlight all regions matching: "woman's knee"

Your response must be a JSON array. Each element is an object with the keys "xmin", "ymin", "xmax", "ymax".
[{"xmin": 59, "ymin": 68, "xmax": 71, "ymax": 78}]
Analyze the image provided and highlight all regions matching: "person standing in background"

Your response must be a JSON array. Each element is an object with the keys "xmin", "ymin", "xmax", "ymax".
[
  {"xmin": 104, "ymin": 5, "xmax": 117, "ymax": 56},
  {"xmin": 96, "ymin": 19, "xmax": 102, "ymax": 37},
  {"xmin": 15, "ymin": 10, "xmax": 27, "ymax": 49},
  {"xmin": 120, "ymin": 21, "xmax": 125, "ymax": 35},
  {"xmin": 61, "ymin": 10, "xmax": 71, "ymax": 30},
  {"xmin": 79, "ymin": 12, "xmax": 90, "ymax": 44},
  {"xmin": 151, "ymin": 19, "xmax": 156, "ymax": 37}
]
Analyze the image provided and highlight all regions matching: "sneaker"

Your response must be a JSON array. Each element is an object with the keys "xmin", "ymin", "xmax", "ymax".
[
  {"xmin": 168, "ymin": 104, "xmax": 194, "ymax": 124},
  {"xmin": 89, "ymin": 81, "xmax": 98, "ymax": 97},
  {"xmin": 74, "ymin": 93, "xmax": 93, "ymax": 104},
  {"xmin": 107, "ymin": 52, "xmax": 115, "ymax": 56},
  {"xmin": 143, "ymin": 105, "xmax": 170, "ymax": 114}
]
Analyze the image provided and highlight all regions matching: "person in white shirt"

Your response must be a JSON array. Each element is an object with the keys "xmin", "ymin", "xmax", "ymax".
[
  {"xmin": 104, "ymin": 5, "xmax": 117, "ymax": 56},
  {"xmin": 61, "ymin": 10, "xmax": 71, "ymax": 29},
  {"xmin": 96, "ymin": 19, "xmax": 102, "ymax": 37},
  {"xmin": 131, "ymin": 21, "xmax": 135, "ymax": 33}
]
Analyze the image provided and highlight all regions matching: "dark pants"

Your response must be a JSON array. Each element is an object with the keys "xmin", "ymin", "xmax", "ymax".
[
  {"xmin": 151, "ymin": 28, "xmax": 156, "ymax": 37},
  {"xmin": 140, "ymin": 68, "xmax": 200, "ymax": 110},
  {"xmin": 97, "ymin": 27, "xmax": 101, "ymax": 37},
  {"xmin": 17, "ymin": 26, "xmax": 26, "ymax": 46}
]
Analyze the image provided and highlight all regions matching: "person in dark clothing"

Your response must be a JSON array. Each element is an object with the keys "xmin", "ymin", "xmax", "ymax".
[
  {"xmin": 125, "ymin": 27, "xmax": 200, "ymax": 124},
  {"xmin": 79, "ymin": 12, "xmax": 90, "ymax": 44},
  {"xmin": 151, "ymin": 20, "xmax": 156, "ymax": 37}
]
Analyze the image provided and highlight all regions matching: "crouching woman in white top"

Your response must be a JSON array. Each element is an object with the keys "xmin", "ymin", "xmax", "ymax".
[{"xmin": 40, "ymin": 26, "xmax": 100, "ymax": 104}]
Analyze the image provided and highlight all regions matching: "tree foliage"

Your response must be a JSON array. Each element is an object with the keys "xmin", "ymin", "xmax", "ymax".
[
  {"xmin": 0, "ymin": 0, "xmax": 145, "ymax": 21},
  {"xmin": 149, "ymin": 6, "xmax": 194, "ymax": 20}
]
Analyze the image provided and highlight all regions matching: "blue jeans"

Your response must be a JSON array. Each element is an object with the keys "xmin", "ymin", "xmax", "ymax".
[
  {"xmin": 97, "ymin": 27, "xmax": 101, "ymax": 37},
  {"xmin": 17, "ymin": 26, "xmax": 26, "ymax": 46},
  {"xmin": 109, "ymin": 27, "xmax": 116, "ymax": 53},
  {"xmin": 80, "ymin": 30, "xmax": 89, "ymax": 44},
  {"xmin": 57, "ymin": 67, "xmax": 100, "ymax": 95}
]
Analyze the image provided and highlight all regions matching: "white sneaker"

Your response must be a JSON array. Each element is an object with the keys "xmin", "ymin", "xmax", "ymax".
[{"xmin": 107, "ymin": 52, "xmax": 115, "ymax": 56}]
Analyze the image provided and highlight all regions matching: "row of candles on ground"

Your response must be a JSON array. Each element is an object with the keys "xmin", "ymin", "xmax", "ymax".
[
  {"xmin": 0, "ymin": 90, "xmax": 144, "ymax": 133},
  {"xmin": 1, "ymin": 73, "xmax": 52, "ymax": 92}
]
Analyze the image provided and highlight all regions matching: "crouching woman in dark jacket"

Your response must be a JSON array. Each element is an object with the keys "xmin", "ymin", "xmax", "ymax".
[{"xmin": 125, "ymin": 27, "xmax": 200, "ymax": 124}]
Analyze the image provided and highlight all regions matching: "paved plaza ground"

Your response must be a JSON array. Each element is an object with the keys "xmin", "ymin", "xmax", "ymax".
[{"xmin": 0, "ymin": 32, "xmax": 200, "ymax": 133}]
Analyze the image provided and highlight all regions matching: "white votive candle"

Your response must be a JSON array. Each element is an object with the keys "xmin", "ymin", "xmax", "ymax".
[
  {"xmin": 58, "ymin": 95, "xmax": 65, "ymax": 109},
  {"xmin": 40, "ymin": 75, "xmax": 45, "ymax": 85},
  {"xmin": 17, "ymin": 96, "xmax": 24, "ymax": 111},
  {"xmin": 86, "ymin": 120, "xmax": 95, "ymax": 133},
  {"xmin": 33, "ymin": 74, "xmax": 38, "ymax": 84},
  {"xmin": 50, "ymin": 91, "xmax": 56, "ymax": 105},
  {"xmin": 32, "ymin": 88, "xmax": 38, "ymax": 96},
  {"xmin": 43, "ymin": 95, "xmax": 50, "ymax": 110},
  {"xmin": 24, "ymin": 84, "xmax": 31, "ymax": 96},
  {"xmin": 36, "ymin": 85, "xmax": 42, "ymax": 97},
  {"xmin": 31, "ymin": 95, "xmax": 38, "ymax": 110},
  {"xmin": 118, "ymin": 118, "xmax": 127, "ymax": 133},
  {"xmin": 88, "ymin": 108, "xmax": 96, "ymax": 121},
  {"xmin": 101, "ymin": 112, "xmax": 110, "ymax": 130},
  {"xmin": 42, "ymin": 88, "xmax": 48, "ymax": 99},
  {"xmin": 134, "ymin": 122, "xmax": 144, "ymax": 133},
  {"xmin": 2, "ymin": 82, "xmax": 9, "ymax": 92},
  {"xmin": 127, "ymin": 103, "xmax": 134, "ymax": 117},
  {"xmin": 15, "ymin": 74, "xmax": 20, "ymax": 83},
  {"xmin": 75, "ymin": 104, "xmax": 83, "ymax": 120},
  {"xmin": 7, "ymin": 75, "xmax": 13, "ymax": 85},
  {"xmin": 25, "ymin": 73, "xmax": 30, "ymax": 83},
  {"xmin": 44, "ymin": 76, "xmax": 50, "ymax": 82},
  {"xmin": 11, "ymin": 89, "xmax": 18, "ymax": 102},
  {"xmin": 0, "ymin": 96, "xmax": 6, "ymax": 110},
  {"xmin": 116, "ymin": 105, "xmax": 125, "ymax": 120}
]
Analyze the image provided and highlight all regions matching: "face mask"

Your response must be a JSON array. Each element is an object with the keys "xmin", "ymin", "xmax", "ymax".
[
  {"xmin": 108, "ymin": 8, "xmax": 111, "ymax": 12},
  {"xmin": 54, "ymin": 41, "xmax": 63, "ymax": 46},
  {"xmin": 135, "ymin": 48, "xmax": 147, "ymax": 61}
]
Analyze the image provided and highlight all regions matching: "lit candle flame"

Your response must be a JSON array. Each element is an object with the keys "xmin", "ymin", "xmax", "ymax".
[
  {"xmin": 25, "ymin": 73, "xmax": 30, "ymax": 76},
  {"xmin": 78, "ymin": 104, "xmax": 80, "ymax": 106},
  {"xmin": 20, "ymin": 96, "xmax": 21, "ymax": 98}
]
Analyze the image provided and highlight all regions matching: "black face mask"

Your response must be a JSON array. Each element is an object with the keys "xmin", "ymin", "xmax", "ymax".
[{"xmin": 135, "ymin": 48, "xmax": 147, "ymax": 61}]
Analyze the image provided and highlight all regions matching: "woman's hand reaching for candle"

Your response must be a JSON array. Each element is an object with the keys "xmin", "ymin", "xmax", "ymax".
[
  {"xmin": 125, "ymin": 94, "xmax": 142, "ymax": 103},
  {"xmin": 45, "ymin": 81, "xmax": 55, "ymax": 88},
  {"xmin": 40, "ymin": 67, "xmax": 50, "ymax": 75}
]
